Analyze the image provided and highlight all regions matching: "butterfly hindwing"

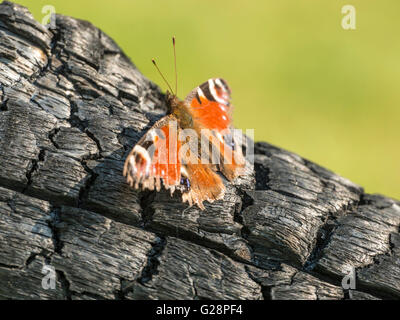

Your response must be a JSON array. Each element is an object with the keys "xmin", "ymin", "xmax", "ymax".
[{"xmin": 180, "ymin": 163, "xmax": 225, "ymax": 210}]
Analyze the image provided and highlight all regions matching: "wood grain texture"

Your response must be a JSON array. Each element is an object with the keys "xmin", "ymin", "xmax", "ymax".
[{"xmin": 0, "ymin": 1, "xmax": 399, "ymax": 300}]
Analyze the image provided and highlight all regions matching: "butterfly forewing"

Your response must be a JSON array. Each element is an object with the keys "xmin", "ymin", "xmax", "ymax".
[{"xmin": 123, "ymin": 114, "xmax": 181, "ymax": 193}]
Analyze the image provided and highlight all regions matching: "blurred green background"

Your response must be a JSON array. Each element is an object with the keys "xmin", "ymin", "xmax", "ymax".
[{"xmin": 14, "ymin": 0, "xmax": 399, "ymax": 199}]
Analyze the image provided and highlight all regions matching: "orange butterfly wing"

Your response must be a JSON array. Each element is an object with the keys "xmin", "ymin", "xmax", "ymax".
[
  {"xmin": 185, "ymin": 78, "xmax": 246, "ymax": 180},
  {"xmin": 123, "ymin": 114, "xmax": 181, "ymax": 194},
  {"xmin": 185, "ymin": 78, "xmax": 232, "ymax": 131}
]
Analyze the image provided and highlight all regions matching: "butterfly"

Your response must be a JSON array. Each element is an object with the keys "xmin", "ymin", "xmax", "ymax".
[{"xmin": 123, "ymin": 38, "xmax": 245, "ymax": 210}]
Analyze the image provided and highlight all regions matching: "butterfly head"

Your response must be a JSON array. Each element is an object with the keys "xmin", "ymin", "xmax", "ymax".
[{"xmin": 165, "ymin": 90, "xmax": 181, "ymax": 110}]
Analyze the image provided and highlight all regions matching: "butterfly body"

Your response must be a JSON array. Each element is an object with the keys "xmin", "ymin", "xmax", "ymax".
[
  {"xmin": 123, "ymin": 78, "xmax": 245, "ymax": 210},
  {"xmin": 166, "ymin": 92, "xmax": 194, "ymax": 130}
]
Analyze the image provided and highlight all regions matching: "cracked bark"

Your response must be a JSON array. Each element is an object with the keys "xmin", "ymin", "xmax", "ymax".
[{"xmin": 0, "ymin": 1, "xmax": 399, "ymax": 300}]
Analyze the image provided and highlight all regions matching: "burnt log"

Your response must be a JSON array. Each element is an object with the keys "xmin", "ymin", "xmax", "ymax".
[{"xmin": 0, "ymin": 1, "xmax": 399, "ymax": 300}]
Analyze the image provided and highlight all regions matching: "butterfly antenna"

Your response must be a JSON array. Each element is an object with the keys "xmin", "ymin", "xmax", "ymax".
[
  {"xmin": 172, "ymin": 36, "xmax": 178, "ymax": 96},
  {"xmin": 152, "ymin": 58, "xmax": 174, "ymax": 93}
]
